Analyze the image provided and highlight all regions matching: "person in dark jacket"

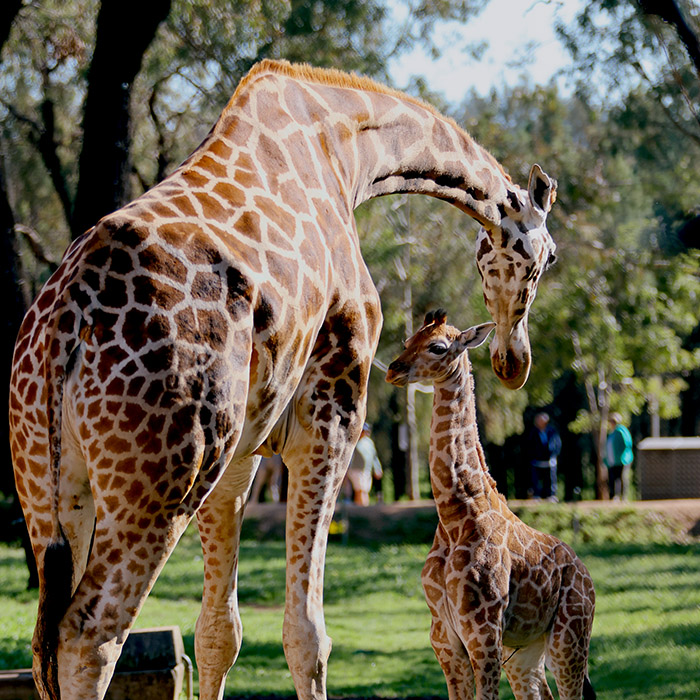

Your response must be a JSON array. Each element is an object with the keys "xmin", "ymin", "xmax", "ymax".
[{"xmin": 527, "ymin": 412, "xmax": 562, "ymax": 502}]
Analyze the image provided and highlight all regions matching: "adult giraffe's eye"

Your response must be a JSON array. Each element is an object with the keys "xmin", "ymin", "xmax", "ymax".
[{"xmin": 428, "ymin": 343, "xmax": 448, "ymax": 355}]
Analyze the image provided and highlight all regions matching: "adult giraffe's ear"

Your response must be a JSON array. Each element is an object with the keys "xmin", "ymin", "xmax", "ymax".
[
  {"xmin": 528, "ymin": 164, "xmax": 557, "ymax": 214},
  {"xmin": 458, "ymin": 322, "xmax": 496, "ymax": 350}
]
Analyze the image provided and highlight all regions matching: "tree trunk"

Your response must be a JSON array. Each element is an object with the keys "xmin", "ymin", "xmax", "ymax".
[
  {"xmin": 595, "ymin": 398, "xmax": 610, "ymax": 501},
  {"xmin": 0, "ymin": 0, "xmax": 38, "ymax": 590},
  {"xmin": 638, "ymin": 0, "xmax": 700, "ymax": 81},
  {"xmin": 72, "ymin": 0, "xmax": 171, "ymax": 236},
  {"xmin": 0, "ymin": 0, "xmax": 21, "ymax": 48}
]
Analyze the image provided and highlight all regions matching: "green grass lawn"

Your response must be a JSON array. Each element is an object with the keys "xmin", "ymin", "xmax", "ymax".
[{"xmin": 1, "ymin": 507, "xmax": 699, "ymax": 698}]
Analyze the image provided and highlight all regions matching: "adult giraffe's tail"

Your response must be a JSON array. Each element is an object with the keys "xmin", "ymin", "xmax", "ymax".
[
  {"xmin": 31, "ymin": 276, "xmax": 86, "ymax": 700},
  {"xmin": 583, "ymin": 673, "xmax": 597, "ymax": 699}
]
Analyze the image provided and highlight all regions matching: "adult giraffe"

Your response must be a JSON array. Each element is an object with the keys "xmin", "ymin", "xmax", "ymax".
[{"xmin": 9, "ymin": 60, "xmax": 557, "ymax": 700}]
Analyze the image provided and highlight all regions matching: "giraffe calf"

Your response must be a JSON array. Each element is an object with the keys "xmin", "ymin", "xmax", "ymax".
[{"xmin": 386, "ymin": 310, "xmax": 596, "ymax": 700}]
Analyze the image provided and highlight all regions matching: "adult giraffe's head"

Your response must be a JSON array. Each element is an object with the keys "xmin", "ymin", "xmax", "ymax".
[{"xmin": 475, "ymin": 164, "xmax": 557, "ymax": 390}]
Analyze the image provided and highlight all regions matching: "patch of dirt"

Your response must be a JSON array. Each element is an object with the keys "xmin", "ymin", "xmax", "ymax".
[{"xmin": 244, "ymin": 498, "xmax": 700, "ymax": 542}]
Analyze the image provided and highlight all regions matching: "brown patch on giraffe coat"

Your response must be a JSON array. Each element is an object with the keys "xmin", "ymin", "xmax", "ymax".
[
  {"xmin": 133, "ymin": 276, "xmax": 186, "ymax": 310},
  {"xmin": 256, "ymin": 90, "xmax": 294, "ymax": 129},
  {"xmin": 156, "ymin": 222, "xmax": 191, "ymax": 250},
  {"xmin": 35, "ymin": 286, "xmax": 56, "ymax": 313},
  {"xmin": 119, "ymin": 401, "xmax": 148, "ymax": 433},
  {"xmin": 138, "ymin": 245, "xmax": 188, "ymax": 283},
  {"xmin": 197, "ymin": 309, "xmax": 228, "ymax": 350},
  {"xmin": 121, "ymin": 309, "xmax": 148, "ymax": 351},
  {"xmin": 234, "ymin": 168, "xmax": 263, "ymax": 189},
  {"xmin": 107, "ymin": 248, "xmax": 134, "ymax": 275},
  {"xmin": 431, "ymin": 120, "xmax": 457, "ymax": 153},
  {"xmin": 195, "ymin": 192, "xmax": 231, "ymax": 223},
  {"xmin": 208, "ymin": 139, "xmax": 232, "ymax": 160},
  {"xmin": 213, "ymin": 181, "xmax": 247, "ymax": 209},
  {"xmin": 192, "ymin": 270, "xmax": 223, "ymax": 301},
  {"xmin": 281, "ymin": 83, "xmax": 326, "ymax": 127},
  {"xmin": 233, "ymin": 210, "xmax": 262, "ymax": 243},
  {"xmin": 170, "ymin": 195, "xmax": 198, "ymax": 218},
  {"xmin": 182, "ymin": 170, "xmax": 209, "ymax": 189},
  {"xmin": 282, "ymin": 132, "xmax": 320, "ymax": 189},
  {"xmin": 265, "ymin": 251, "xmax": 299, "ymax": 296},
  {"xmin": 511, "ymin": 238, "xmax": 530, "ymax": 260},
  {"xmin": 196, "ymin": 155, "xmax": 229, "ymax": 180},
  {"xmin": 256, "ymin": 133, "xmax": 288, "ymax": 178},
  {"xmin": 84, "ymin": 245, "xmax": 111, "ymax": 269}
]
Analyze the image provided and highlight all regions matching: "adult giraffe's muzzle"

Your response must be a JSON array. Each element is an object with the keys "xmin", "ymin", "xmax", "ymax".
[{"xmin": 490, "ymin": 318, "xmax": 531, "ymax": 390}]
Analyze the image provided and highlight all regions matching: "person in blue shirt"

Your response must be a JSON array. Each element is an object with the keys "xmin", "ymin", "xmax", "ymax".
[
  {"xmin": 605, "ymin": 413, "xmax": 634, "ymax": 500},
  {"xmin": 527, "ymin": 412, "xmax": 562, "ymax": 502}
]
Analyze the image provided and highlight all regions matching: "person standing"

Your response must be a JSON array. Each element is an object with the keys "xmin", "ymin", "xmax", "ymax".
[
  {"xmin": 527, "ymin": 412, "xmax": 562, "ymax": 502},
  {"xmin": 344, "ymin": 423, "xmax": 383, "ymax": 506},
  {"xmin": 605, "ymin": 413, "xmax": 634, "ymax": 500}
]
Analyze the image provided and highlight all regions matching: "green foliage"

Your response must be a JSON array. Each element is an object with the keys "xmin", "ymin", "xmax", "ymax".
[
  {"xmin": 1, "ymin": 0, "xmax": 484, "ymax": 247},
  {"xmin": 3, "ymin": 1, "xmax": 700, "ymax": 496}
]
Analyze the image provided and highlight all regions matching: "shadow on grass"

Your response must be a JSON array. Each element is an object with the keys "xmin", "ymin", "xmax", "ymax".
[
  {"xmin": 589, "ymin": 623, "xmax": 700, "ymax": 696},
  {"xmin": 151, "ymin": 540, "xmax": 427, "ymax": 605},
  {"xmin": 217, "ymin": 636, "xmax": 446, "ymax": 699},
  {"xmin": 151, "ymin": 540, "xmax": 700, "ymax": 609}
]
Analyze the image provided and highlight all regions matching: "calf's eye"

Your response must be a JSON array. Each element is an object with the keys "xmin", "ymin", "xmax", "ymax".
[{"xmin": 428, "ymin": 343, "xmax": 448, "ymax": 355}]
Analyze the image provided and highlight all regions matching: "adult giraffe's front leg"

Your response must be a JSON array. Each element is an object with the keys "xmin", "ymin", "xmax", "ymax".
[
  {"xmin": 280, "ymin": 305, "xmax": 380, "ymax": 700},
  {"xmin": 195, "ymin": 455, "xmax": 261, "ymax": 700}
]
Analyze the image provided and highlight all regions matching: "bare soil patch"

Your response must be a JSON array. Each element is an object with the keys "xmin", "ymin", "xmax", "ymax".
[{"xmin": 244, "ymin": 498, "xmax": 700, "ymax": 542}]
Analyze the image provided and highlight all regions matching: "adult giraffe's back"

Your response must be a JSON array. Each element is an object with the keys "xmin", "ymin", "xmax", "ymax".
[{"xmin": 9, "ymin": 60, "xmax": 557, "ymax": 700}]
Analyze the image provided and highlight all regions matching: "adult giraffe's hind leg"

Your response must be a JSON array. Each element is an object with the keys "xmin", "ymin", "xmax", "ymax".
[
  {"xmin": 55, "ymin": 502, "xmax": 195, "ymax": 699},
  {"xmin": 281, "ymin": 407, "xmax": 363, "ymax": 699},
  {"xmin": 195, "ymin": 454, "xmax": 261, "ymax": 700},
  {"xmin": 280, "ymin": 304, "xmax": 380, "ymax": 700},
  {"xmin": 51, "ymin": 332, "xmax": 253, "ymax": 699}
]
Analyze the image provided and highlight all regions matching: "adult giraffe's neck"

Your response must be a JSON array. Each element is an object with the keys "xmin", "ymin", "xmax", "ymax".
[
  {"xmin": 219, "ymin": 64, "xmax": 515, "ymax": 229},
  {"xmin": 353, "ymin": 108, "xmax": 512, "ymax": 228},
  {"xmin": 429, "ymin": 359, "xmax": 501, "ymax": 539}
]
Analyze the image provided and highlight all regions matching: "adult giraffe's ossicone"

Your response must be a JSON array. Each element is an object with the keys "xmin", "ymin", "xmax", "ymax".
[{"xmin": 9, "ymin": 60, "xmax": 556, "ymax": 700}]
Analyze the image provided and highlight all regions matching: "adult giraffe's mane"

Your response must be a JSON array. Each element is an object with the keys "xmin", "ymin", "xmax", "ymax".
[{"xmin": 229, "ymin": 59, "xmax": 512, "ymax": 183}]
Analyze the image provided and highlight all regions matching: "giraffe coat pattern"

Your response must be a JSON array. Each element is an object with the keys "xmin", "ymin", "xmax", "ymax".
[
  {"xmin": 386, "ymin": 311, "xmax": 596, "ymax": 700},
  {"xmin": 10, "ymin": 60, "xmax": 557, "ymax": 700}
]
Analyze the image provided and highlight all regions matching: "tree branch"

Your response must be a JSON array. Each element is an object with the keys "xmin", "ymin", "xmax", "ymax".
[
  {"xmin": 0, "ymin": 0, "xmax": 22, "ymax": 49},
  {"xmin": 638, "ymin": 0, "xmax": 700, "ymax": 80},
  {"xmin": 14, "ymin": 224, "xmax": 59, "ymax": 271},
  {"xmin": 37, "ymin": 97, "xmax": 75, "ymax": 231},
  {"xmin": 72, "ymin": 0, "xmax": 172, "ymax": 236},
  {"xmin": 571, "ymin": 331, "xmax": 598, "ymax": 419},
  {"xmin": 1, "ymin": 96, "xmax": 76, "ymax": 229}
]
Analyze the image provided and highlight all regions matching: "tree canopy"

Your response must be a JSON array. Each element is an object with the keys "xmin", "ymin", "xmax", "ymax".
[{"xmin": 1, "ymin": 0, "xmax": 699, "ymax": 505}]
